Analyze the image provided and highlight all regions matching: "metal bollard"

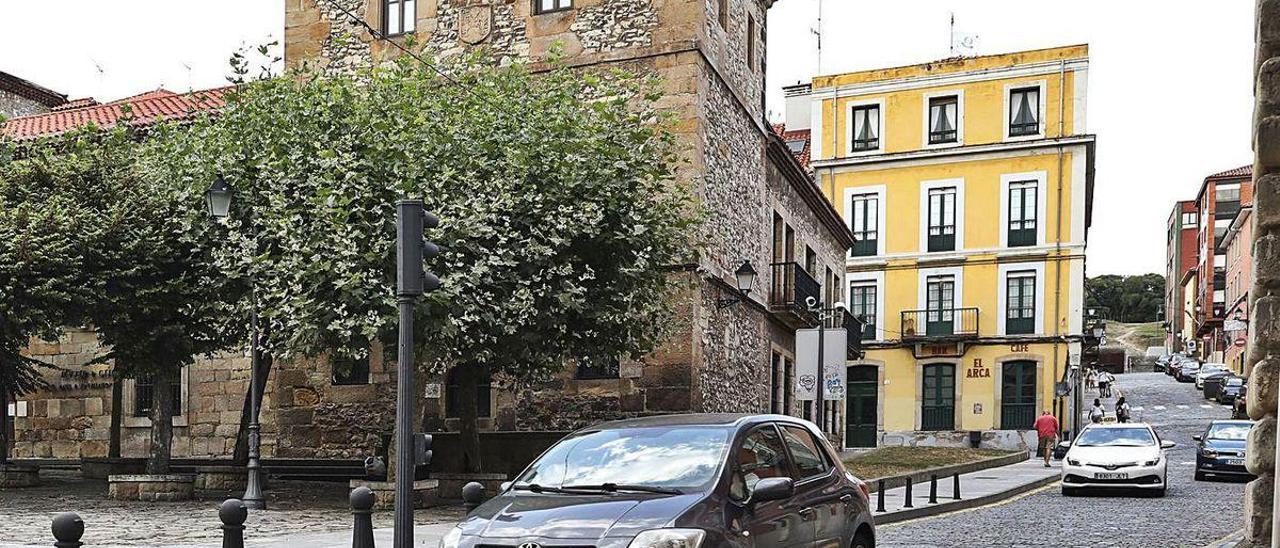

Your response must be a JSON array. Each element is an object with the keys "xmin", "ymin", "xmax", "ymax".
[
  {"xmin": 903, "ymin": 477, "xmax": 913, "ymax": 508},
  {"xmin": 52, "ymin": 512, "xmax": 84, "ymax": 548},
  {"xmin": 953, "ymin": 473, "xmax": 961, "ymax": 500},
  {"xmin": 462, "ymin": 482, "xmax": 486, "ymax": 512},
  {"xmin": 351, "ymin": 486, "xmax": 375, "ymax": 548},
  {"xmin": 875, "ymin": 480, "xmax": 886, "ymax": 512},
  {"xmin": 928, "ymin": 474, "xmax": 938, "ymax": 504},
  {"xmin": 219, "ymin": 498, "xmax": 247, "ymax": 548}
]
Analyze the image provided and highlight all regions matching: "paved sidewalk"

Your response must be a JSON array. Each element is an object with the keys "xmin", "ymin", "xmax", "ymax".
[{"xmin": 872, "ymin": 457, "xmax": 1060, "ymax": 525}]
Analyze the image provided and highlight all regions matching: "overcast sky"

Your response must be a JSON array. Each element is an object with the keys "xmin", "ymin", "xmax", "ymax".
[{"xmin": 0, "ymin": 1, "xmax": 1257, "ymax": 276}]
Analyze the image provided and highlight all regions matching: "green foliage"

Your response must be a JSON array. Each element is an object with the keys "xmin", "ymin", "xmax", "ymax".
[
  {"xmin": 1086, "ymin": 273, "xmax": 1165, "ymax": 323},
  {"xmin": 143, "ymin": 51, "xmax": 697, "ymax": 382}
]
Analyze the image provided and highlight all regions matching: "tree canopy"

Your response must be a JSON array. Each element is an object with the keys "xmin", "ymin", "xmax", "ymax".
[{"xmin": 1086, "ymin": 273, "xmax": 1165, "ymax": 323}]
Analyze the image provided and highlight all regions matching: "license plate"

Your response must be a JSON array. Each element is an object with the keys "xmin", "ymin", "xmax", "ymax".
[
  {"xmin": 1226, "ymin": 459, "xmax": 1245, "ymax": 466},
  {"xmin": 1094, "ymin": 472, "xmax": 1129, "ymax": 480}
]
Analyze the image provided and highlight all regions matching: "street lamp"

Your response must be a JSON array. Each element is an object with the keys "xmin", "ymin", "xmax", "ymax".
[
  {"xmin": 808, "ymin": 298, "xmax": 847, "ymax": 436},
  {"xmin": 206, "ymin": 175, "xmax": 266, "ymax": 510},
  {"xmin": 716, "ymin": 260, "xmax": 759, "ymax": 309}
]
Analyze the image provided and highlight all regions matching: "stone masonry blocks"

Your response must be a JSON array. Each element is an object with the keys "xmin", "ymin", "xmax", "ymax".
[
  {"xmin": 1251, "ymin": 296, "xmax": 1280, "ymax": 361},
  {"xmin": 1250, "ymin": 358, "xmax": 1279, "ymax": 421},
  {"xmin": 1250, "ymin": 416, "xmax": 1277, "ymax": 475},
  {"xmin": 1261, "ymin": 58, "xmax": 1280, "ymax": 115},
  {"xmin": 1255, "ymin": 233, "xmax": 1280, "ymax": 292},
  {"xmin": 1260, "ymin": 116, "xmax": 1280, "ymax": 168},
  {"xmin": 1246, "ymin": 472, "xmax": 1275, "ymax": 547},
  {"xmin": 1256, "ymin": 175, "xmax": 1280, "ymax": 230}
]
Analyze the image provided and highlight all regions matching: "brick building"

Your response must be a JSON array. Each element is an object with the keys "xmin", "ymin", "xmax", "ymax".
[
  {"xmin": 1192, "ymin": 165, "xmax": 1252, "ymax": 362},
  {"xmin": 1165, "ymin": 200, "xmax": 1199, "ymax": 352},
  {"xmin": 5, "ymin": 0, "xmax": 858, "ymax": 464},
  {"xmin": 0, "ymin": 71, "xmax": 66, "ymax": 119},
  {"xmin": 1222, "ymin": 199, "xmax": 1253, "ymax": 374}
]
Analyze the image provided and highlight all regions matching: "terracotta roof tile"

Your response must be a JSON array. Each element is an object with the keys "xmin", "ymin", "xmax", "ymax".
[
  {"xmin": 1207, "ymin": 164, "xmax": 1252, "ymax": 180},
  {"xmin": 51, "ymin": 98, "xmax": 100, "ymax": 111},
  {"xmin": 2, "ymin": 86, "xmax": 231, "ymax": 140},
  {"xmin": 772, "ymin": 123, "xmax": 812, "ymax": 171}
]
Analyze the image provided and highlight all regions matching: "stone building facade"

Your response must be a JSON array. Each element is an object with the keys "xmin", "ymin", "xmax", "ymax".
[
  {"xmin": 0, "ymin": 71, "xmax": 65, "ymax": 119},
  {"xmin": 9, "ymin": 0, "xmax": 856, "ymax": 464}
]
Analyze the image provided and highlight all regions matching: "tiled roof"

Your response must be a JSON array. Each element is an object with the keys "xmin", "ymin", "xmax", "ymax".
[
  {"xmin": 772, "ymin": 123, "xmax": 812, "ymax": 171},
  {"xmin": 51, "ymin": 98, "xmax": 99, "ymax": 111},
  {"xmin": 1207, "ymin": 164, "xmax": 1252, "ymax": 180},
  {"xmin": 2, "ymin": 86, "xmax": 230, "ymax": 140},
  {"xmin": 0, "ymin": 71, "xmax": 66, "ymax": 108}
]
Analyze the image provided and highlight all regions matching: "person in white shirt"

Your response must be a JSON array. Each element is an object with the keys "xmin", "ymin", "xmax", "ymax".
[{"xmin": 1090, "ymin": 399, "xmax": 1105, "ymax": 423}]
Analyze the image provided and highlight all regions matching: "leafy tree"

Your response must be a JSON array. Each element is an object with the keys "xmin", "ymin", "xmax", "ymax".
[
  {"xmin": 1086, "ymin": 273, "xmax": 1166, "ymax": 323},
  {"xmin": 145, "ymin": 49, "xmax": 697, "ymax": 472}
]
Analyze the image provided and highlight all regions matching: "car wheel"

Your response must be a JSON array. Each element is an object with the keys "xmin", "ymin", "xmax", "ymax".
[
  {"xmin": 1195, "ymin": 470, "xmax": 1207, "ymax": 481},
  {"xmin": 852, "ymin": 530, "xmax": 874, "ymax": 548}
]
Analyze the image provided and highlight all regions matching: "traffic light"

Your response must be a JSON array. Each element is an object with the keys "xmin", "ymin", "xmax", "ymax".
[
  {"xmin": 413, "ymin": 432, "xmax": 433, "ymax": 468},
  {"xmin": 396, "ymin": 200, "xmax": 442, "ymax": 297}
]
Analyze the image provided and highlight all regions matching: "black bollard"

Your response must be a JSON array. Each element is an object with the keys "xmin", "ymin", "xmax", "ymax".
[
  {"xmin": 875, "ymin": 480, "xmax": 886, "ymax": 512},
  {"xmin": 462, "ymin": 482, "xmax": 486, "ymax": 512},
  {"xmin": 953, "ymin": 473, "xmax": 961, "ymax": 500},
  {"xmin": 928, "ymin": 474, "xmax": 938, "ymax": 504},
  {"xmin": 51, "ymin": 512, "xmax": 84, "ymax": 548},
  {"xmin": 219, "ymin": 498, "xmax": 247, "ymax": 548},
  {"xmin": 350, "ymin": 487, "xmax": 375, "ymax": 548},
  {"xmin": 903, "ymin": 477, "xmax": 913, "ymax": 508}
]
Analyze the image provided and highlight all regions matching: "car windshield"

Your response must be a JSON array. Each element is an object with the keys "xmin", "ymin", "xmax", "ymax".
[
  {"xmin": 514, "ymin": 426, "xmax": 732, "ymax": 492},
  {"xmin": 1207, "ymin": 423, "xmax": 1251, "ymax": 440},
  {"xmin": 1075, "ymin": 427, "xmax": 1156, "ymax": 447}
]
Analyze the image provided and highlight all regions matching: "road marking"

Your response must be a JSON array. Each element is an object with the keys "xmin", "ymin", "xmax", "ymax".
[
  {"xmin": 1177, "ymin": 405, "xmax": 1189, "ymax": 409},
  {"xmin": 1153, "ymin": 405, "xmax": 1167, "ymax": 410},
  {"xmin": 1201, "ymin": 404, "xmax": 1214, "ymax": 409},
  {"xmin": 1132, "ymin": 406, "xmax": 1145, "ymax": 411}
]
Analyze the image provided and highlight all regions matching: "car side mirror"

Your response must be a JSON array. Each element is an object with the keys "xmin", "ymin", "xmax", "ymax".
[
  {"xmin": 748, "ymin": 477, "xmax": 794, "ymax": 505},
  {"xmin": 500, "ymin": 481, "xmax": 512, "ymax": 492},
  {"xmin": 1192, "ymin": 435, "xmax": 1202, "ymax": 442},
  {"xmin": 1162, "ymin": 440, "xmax": 1177, "ymax": 449}
]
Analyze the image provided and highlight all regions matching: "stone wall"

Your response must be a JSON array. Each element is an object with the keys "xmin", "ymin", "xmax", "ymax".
[
  {"xmin": 0, "ymin": 89, "xmax": 49, "ymax": 119},
  {"xmin": 1244, "ymin": 1, "xmax": 1280, "ymax": 545}
]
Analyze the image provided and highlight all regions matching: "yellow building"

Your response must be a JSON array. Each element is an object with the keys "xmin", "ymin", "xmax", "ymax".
[{"xmin": 784, "ymin": 45, "xmax": 1096, "ymax": 448}]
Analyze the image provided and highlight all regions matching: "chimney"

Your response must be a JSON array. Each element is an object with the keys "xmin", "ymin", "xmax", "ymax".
[{"xmin": 783, "ymin": 83, "xmax": 812, "ymax": 131}]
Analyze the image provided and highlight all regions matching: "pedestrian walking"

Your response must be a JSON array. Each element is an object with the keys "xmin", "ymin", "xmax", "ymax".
[
  {"xmin": 1097, "ymin": 370, "xmax": 1110, "ymax": 398},
  {"xmin": 1085, "ymin": 368, "xmax": 1097, "ymax": 391},
  {"xmin": 1034, "ymin": 409, "xmax": 1059, "ymax": 467},
  {"xmin": 1116, "ymin": 397, "xmax": 1132, "ymax": 423},
  {"xmin": 1090, "ymin": 398, "xmax": 1105, "ymax": 423}
]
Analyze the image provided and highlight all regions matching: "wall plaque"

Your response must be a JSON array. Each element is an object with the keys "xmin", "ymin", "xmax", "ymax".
[{"xmin": 459, "ymin": 5, "xmax": 493, "ymax": 45}]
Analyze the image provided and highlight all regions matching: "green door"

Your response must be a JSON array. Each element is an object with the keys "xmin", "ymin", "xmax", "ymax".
[
  {"xmin": 1000, "ymin": 361, "xmax": 1037, "ymax": 429},
  {"xmin": 921, "ymin": 364, "xmax": 955, "ymax": 430},
  {"xmin": 845, "ymin": 366, "xmax": 878, "ymax": 447}
]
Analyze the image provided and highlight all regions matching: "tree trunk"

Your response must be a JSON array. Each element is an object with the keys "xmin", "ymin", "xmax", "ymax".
[
  {"xmin": 232, "ymin": 347, "xmax": 271, "ymax": 464},
  {"xmin": 457, "ymin": 364, "xmax": 483, "ymax": 474},
  {"xmin": 146, "ymin": 373, "xmax": 175, "ymax": 475},
  {"xmin": 108, "ymin": 379, "xmax": 122, "ymax": 459},
  {"xmin": 1, "ymin": 387, "xmax": 9, "ymax": 465}
]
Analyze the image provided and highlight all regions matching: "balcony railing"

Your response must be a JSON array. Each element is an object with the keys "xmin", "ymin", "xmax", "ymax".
[
  {"xmin": 900, "ymin": 308, "xmax": 980, "ymax": 341},
  {"xmin": 825, "ymin": 309, "xmax": 867, "ymax": 360},
  {"xmin": 769, "ymin": 262, "xmax": 820, "ymax": 328}
]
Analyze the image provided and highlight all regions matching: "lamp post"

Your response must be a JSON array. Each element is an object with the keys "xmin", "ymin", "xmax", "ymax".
[
  {"xmin": 206, "ymin": 175, "xmax": 266, "ymax": 510},
  {"xmin": 716, "ymin": 261, "xmax": 758, "ymax": 309},
  {"xmin": 808, "ymin": 299, "xmax": 847, "ymax": 436}
]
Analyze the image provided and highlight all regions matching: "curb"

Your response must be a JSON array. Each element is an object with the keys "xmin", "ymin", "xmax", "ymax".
[
  {"xmin": 874, "ymin": 472, "xmax": 1060, "ymax": 526},
  {"xmin": 1203, "ymin": 528, "xmax": 1245, "ymax": 548},
  {"xmin": 867, "ymin": 451, "xmax": 1030, "ymax": 493}
]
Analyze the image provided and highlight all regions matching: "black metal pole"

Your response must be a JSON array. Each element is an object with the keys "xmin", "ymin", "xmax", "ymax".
[
  {"xmin": 219, "ymin": 499, "xmax": 247, "ymax": 548},
  {"xmin": 816, "ymin": 310, "xmax": 826, "ymax": 432},
  {"xmin": 928, "ymin": 474, "xmax": 938, "ymax": 504},
  {"xmin": 953, "ymin": 473, "xmax": 961, "ymax": 500},
  {"xmin": 876, "ymin": 480, "xmax": 885, "ymax": 512},
  {"xmin": 393, "ymin": 200, "xmax": 425, "ymax": 548},
  {"xmin": 243, "ymin": 303, "xmax": 265, "ymax": 510},
  {"xmin": 903, "ymin": 477, "xmax": 913, "ymax": 508},
  {"xmin": 351, "ymin": 486, "xmax": 375, "ymax": 548}
]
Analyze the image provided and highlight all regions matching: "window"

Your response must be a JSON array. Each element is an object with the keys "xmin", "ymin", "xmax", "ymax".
[
  {"xmin": 133, "ymin": 375, "xmax": 181, "ymax": 418},
  {"xmin": 927, "ymin": 187, "xmax": 957, "ymax": 252},
  {"xmin": 576, "ymin": 356, "xmax": 620, "ymax": 380},
  {"xmin": 926, "ymin": 275, "xmax": 956, "ymax": 336},
  {"xmin": 804, "ymin": 246, "xmax": 817, "ymax": 275},
  {"xmin": 1008, "ymin": 86, "xmax": 1040, "ymax": 137},
  {"xmin": 850, "ymin": 105, "xmax": 880, "ymax": 152},
  {"xmin": 446, "ymin": 367, "xmax": 492, "ymax": 418},
  {"xmin": 921, "ymin": 364, "xmax": 955, "ymax": 430},
  {"xmin": 381, "ymin": 0, "xmax": 416, "ymax": 36},
  {"xmin": 785, "ymin": 139, "xmax": 806, "ymax": 153},
  {"xmin": 729, "ymin": 426, "xmax": 790, "ymax": 501},
  {"xmin": 1008, "ymin": 181, "xmax": 1038, "ymax": 247},
  {"xmin": 780, "ymin": 425, "xmax": 829, "ymax": 479},
  {"xmin": 849, "ymin": 282, "xmax": 877, "ymax": 341},
  {"xmin": 332, "ymin": 354, "xmax": 371, "ymax": 385},
  {"xmin": 1006, "ymin": 271, "xmax": 1036, "ymax": 335},
  {"xmin": 850, "ymin": 193, "xmax": 879, "ymax": 256},
  {"xmin": 717, "ymin": 0, "xmax": 728, "ymax": 29},
  {"xmin": 1182, "ymin": 211, "xmax": 1198, "ymax": 227},
  {"xmin": 1217, "ymin": 186, "xmax": 1241, "ymax": 203},
  {"xmin": 928, "ymin": 96, "xmax": 959, "ymax": 144},
  {"xmin": 746, "ymin": 17, "xmax": 756, "ymax": 71},
  {"xmin": 534, "ymin": 0, "xmax": 572, "ymax": 14}
]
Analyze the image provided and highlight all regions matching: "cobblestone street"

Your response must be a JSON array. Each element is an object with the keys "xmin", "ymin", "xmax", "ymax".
[
  {"xmin": 878, "ymin": 371, "xmax": 1247, "ymax": 548},
  {"xmin": 0, "ymin": 474, "xmax": 464, "ymax": 547}
]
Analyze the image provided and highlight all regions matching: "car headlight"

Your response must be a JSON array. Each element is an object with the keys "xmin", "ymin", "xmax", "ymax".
[
  {"xmin": 439, "ymin": 527, "xmax": 462, "ymax": 548},
  {"xmin": 628, "ymin": 528, "xmax": 706, "ymax": 548},
  {"xmin": 1144, "ymin": 457, "xmax": 1161, "ymax": 466},
  {"xmin": 1066, "ymin": 458, "xmax": 1080, "ymax": 466}
]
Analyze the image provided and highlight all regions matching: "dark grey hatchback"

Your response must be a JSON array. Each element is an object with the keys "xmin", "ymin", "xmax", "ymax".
[{"xmin": 439, "ymin": 414, "xmax": 875, "ymax": 548}]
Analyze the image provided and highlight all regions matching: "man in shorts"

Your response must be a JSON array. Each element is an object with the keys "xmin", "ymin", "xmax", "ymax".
[{"xmin": 1034, "ymin": 409, "xmax": 1059, "ymax": 467}]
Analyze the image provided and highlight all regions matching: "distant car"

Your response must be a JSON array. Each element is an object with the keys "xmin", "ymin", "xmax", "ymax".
[
  {"xmin": 1195, "ymin": 365, "xmax": 1229, "ymax": 389},
  {"xmin": 1217, "ymin": 377, "xmax": 1246, "ymax": 404},
  {"xmin": 1234, "ymin": 384, "xmax": 1250, "ymax": 419},
  {"xmin": 1167, "ymin": 356, "xmax": 1196, "ymax": 376},
  {"xmin": 1175, "ymin": 362, "xmax": 1202, "ymax": 382},
  {"xmin": 1061, "ymin": 423, "xmax": 1174, "ymax": 497},
  {"xmin": 439, "ymin": 414, "xmax": 876, "ymax": 548},
  {"xmin": 1194, "ymin": 420, "xmax": 1255, "ymax": 481},
  {"xmin": 1202, "ymin": 371, "xmax": 1236, "ymax": 399}
]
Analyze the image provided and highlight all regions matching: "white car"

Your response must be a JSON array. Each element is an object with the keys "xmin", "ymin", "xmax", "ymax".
[
  {"xmin": 1061, "ymin": 423, "xmax": 1175, "ymax": 497},
  {"xmin": 1195, "ymin": 364, "xmax": 1228, "ymax": 389}
]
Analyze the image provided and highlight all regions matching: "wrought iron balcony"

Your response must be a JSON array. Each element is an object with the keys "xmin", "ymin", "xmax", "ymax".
[
  {"xmin": 900, "ymin": 308, "xmax": 980, "ymax": 341},
  {"xmin": 825, "ymin": 308, "xmax": 867, "ymax": 360},
  {"xmin": 769, "ymin": 262, "xmax": 820, "ymax": 329}
]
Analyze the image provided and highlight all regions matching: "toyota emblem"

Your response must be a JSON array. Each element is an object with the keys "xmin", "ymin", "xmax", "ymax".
[{"xmin": 518, "ymin": 543, "xmax": 542, "ymax": 548}]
